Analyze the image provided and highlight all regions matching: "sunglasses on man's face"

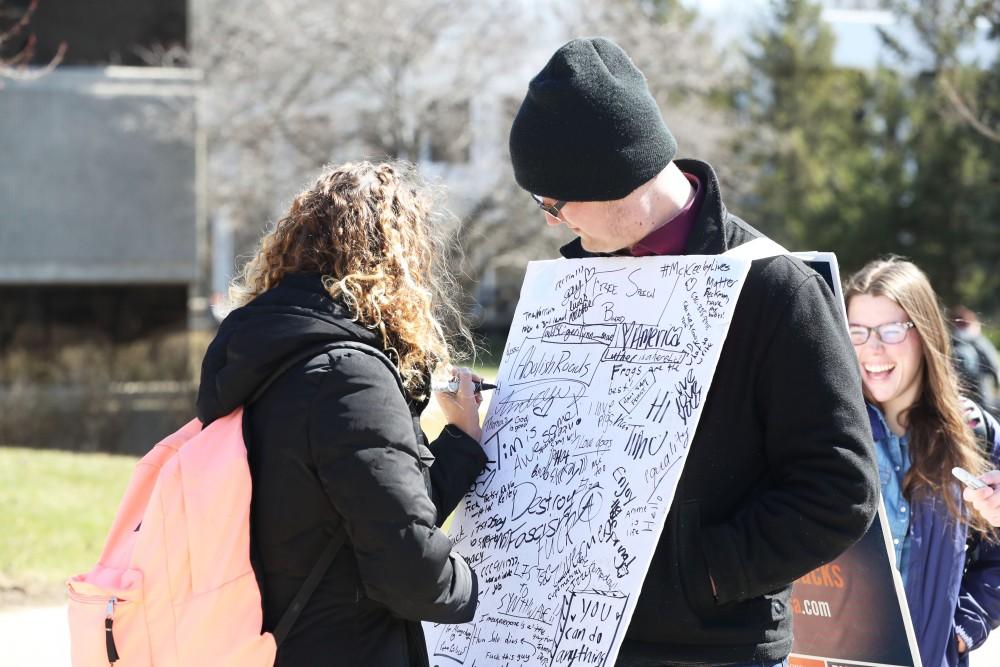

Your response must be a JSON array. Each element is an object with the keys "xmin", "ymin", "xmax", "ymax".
[{"xmin": 530, "ymin": 194, "xmax": 567, "ymax": 219}]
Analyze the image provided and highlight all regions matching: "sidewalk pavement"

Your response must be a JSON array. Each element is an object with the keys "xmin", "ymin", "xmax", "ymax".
[{"xmin": 2, "ymin": 604, "xmax": 999, "ymax": 666}]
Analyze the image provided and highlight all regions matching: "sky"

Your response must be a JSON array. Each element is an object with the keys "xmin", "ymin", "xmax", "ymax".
[{"xmin": 693, "ymin": 0, "xmax": 997, "ymax": 71}]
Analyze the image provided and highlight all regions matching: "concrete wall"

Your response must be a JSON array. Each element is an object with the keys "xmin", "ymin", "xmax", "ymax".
[{"xmin": 0, "ymin": 66, "xmax": 202, "ymax": 285}]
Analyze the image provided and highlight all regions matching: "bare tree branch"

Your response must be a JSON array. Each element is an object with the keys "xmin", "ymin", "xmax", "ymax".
[
  {"xmin": 939, "ymin": 74, "xmax": 1000, "ymax": 142},
  {"xmin": 0, "ymin": 0, "xmax": 65, "ymax": 85},
  {"xmin": 880, "ymin": 0, "xmax": 999, "ymax": 142},
  {"xmin": 192, "ymin": 0, "xmax": 737, "ymax": 324}
]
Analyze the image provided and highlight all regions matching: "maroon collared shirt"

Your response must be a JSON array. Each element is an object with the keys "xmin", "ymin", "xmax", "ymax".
[{"xmin": 629, "ymin": 172, "xmax": 702, "ymax": 257}]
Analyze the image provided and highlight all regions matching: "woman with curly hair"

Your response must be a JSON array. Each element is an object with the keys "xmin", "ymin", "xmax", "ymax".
[
  {"xmin": 845, "ymin": 257, "xmax": 1000, "ymax": 666},
  {"xmin": 196, "ymin": 161, "xmax": 487, "ymax": 666}
]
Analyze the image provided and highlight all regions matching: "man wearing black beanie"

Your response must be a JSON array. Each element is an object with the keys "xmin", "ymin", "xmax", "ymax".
[{"xmin": 509, "ymin": 38, "xmax": 879, "ymax": 666}]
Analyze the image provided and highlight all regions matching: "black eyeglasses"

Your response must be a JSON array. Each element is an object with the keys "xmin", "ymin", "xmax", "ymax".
[
  {"xmin": 848, "ymin": 321, "xmax": 915, "ymax": 346},
  {"xmin": 530, "ymin": 194, "xmax": 567, "ymax": 219}
]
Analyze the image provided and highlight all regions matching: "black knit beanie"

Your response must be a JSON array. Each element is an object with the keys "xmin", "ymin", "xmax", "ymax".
[{"xmin": 509, "ymin": 37, "xmax": 677, "ymax": 202}]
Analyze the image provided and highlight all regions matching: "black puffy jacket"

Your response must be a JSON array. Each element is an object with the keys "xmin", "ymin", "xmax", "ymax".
[{"xmin": 196, "ymin": 273, "xmax": 487, "ymax": 666}]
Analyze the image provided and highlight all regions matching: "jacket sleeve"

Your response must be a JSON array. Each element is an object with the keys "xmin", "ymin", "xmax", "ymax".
[
  {"xmin": 955, "ymin": 409, "xmax": 1000, "ymax": 650},
  {"xmin": 308, "ymin": 350, "xmax": 478, "ymax": 623},
  {"xmin": 955, "ymin": 538, "xmax": 1000, "ymax": 651},
  {"xmin": 701, "ymin": 270, "xmax": 880, "ymax": 605},
  {"xmin": 426, "ymin": 425, "xmax": 488, "ymax": 526}
]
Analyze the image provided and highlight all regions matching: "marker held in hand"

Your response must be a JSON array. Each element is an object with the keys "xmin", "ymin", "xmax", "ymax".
[{"xmin": 431, "ymin": 379, "xmax": 497, "ymax": 394}]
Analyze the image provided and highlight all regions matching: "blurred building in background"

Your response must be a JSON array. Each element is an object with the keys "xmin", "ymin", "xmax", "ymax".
[
  {"xmin": 1, "ymin": 0, "xmax": 204, "ymax": 345},
  {"xmin": 0, "ymin": 0, "xmax": 204, "ymax": 451}
]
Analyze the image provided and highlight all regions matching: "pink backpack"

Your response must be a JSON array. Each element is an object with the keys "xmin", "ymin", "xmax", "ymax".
[{"xmin": 64, "ymin": 342, "xmax": 393, "ymax": 666}]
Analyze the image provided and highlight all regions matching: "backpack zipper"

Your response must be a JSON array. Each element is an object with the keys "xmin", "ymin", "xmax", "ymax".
[{"xmin": 105, "ymin": 597, "xmax": 120, "ymax": 664}]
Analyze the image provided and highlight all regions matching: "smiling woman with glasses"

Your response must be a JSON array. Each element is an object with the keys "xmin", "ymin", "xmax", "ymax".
[{"xmin": 844, "ymin": 256, "xmax": 1000, "ymax": 666}]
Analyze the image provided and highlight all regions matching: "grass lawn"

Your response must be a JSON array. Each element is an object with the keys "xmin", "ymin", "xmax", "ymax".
[
  {"xmin": 0, "ymin": 447, "xmax": 137, "ymax": 606},
  {"xmin": 0, "ymin": 365, "xmax": 501, "ymax": 607}
]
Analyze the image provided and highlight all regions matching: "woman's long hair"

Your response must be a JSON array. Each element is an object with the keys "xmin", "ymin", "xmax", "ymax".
[
  {"xmin": 228, "ymin": 161, "xmax": 472, "ymax": 397},
  {"xmin": 845, "ymin": 257, "xmax": 992, "ymax": 532}
]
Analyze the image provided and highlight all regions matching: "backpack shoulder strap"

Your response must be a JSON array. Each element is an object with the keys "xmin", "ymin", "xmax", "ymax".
[
  {"xmin": 271, "ymin": 530, "xmax": 348, "ymax": 645},
  {"xmin": 257, "ymin": 339, "xmax": 420, "ymax": 646}
]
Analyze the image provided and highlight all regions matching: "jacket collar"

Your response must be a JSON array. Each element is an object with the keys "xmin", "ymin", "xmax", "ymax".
[
  {"xmin": 866, "ymin": 403, "xmax": 890, "ymax": 441},
  {"xmin": 559, "ymin": 159, "xmax": 732, "ymax": 259}
]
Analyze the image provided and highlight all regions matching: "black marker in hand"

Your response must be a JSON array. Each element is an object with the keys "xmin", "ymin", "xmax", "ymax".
[{"xmin": 431, "ymin": 379, "xmax": 498, "ymax": 393}]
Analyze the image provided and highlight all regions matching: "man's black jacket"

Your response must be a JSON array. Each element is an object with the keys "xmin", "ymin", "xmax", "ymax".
[
  {"xmin": 196, "ymin": 274, "xmax": 487, "ymax": 666},
  {"xmin": 561, "ymin": 160, "xmax": 879, "ymax": 664}
]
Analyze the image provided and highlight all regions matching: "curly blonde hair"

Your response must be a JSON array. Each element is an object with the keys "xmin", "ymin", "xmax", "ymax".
[{"xmin": 228, "ymin": 161, "xmax": 471, "ymax": 396}]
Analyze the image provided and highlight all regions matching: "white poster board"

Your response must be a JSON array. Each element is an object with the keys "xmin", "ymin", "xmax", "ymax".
[{"xmin": 425, "ymin": 254, "xmax": 750, "ymax": 667}]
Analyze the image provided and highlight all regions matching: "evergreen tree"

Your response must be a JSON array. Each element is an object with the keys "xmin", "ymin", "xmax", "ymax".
[
  {"xmin": 874, "ymin": 0, "xmax": 1000, "ymax": 313},
  {"xmin": 733, "ymin": 0, "xmax": 999, "ymax": 317},
  {"xmin": 734, "ymin": 0, "xmax": 889, "ymax": 263}
]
